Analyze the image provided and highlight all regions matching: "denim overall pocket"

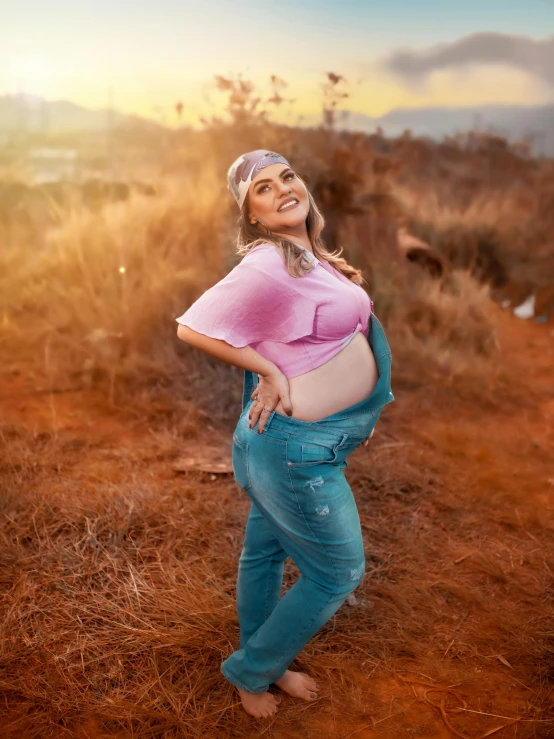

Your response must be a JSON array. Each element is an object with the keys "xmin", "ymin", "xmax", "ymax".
[{"xmin": 285, "ymin": 433, "xmax": 349, "ymax": 468}]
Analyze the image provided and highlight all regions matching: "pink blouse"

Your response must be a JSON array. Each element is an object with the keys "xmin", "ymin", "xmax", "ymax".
[{"xmin": 175, "ymin": 242, "xmax": 373, "ymax": 379}]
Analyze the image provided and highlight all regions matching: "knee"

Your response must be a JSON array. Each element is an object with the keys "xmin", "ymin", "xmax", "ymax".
[
  {"xmin": 347, "ymin": 559, "xmax": 366, "ymax": 591},
  {"xmin": 325, "ymin": 557, "xmax": 366, "ymax": 599}
]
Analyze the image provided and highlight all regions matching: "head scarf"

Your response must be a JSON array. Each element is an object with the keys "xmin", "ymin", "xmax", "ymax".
[{"xmin": 226, "ymin": 149, "xmax": 291, "ymax": 211}]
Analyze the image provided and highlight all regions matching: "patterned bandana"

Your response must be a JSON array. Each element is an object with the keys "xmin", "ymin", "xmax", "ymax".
[{"xmin": 226, "ymin": 149, "xmax": 291, "ymax": 211}]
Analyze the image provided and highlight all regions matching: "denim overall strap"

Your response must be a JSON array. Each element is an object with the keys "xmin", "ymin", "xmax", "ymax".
[
  {"xmin": 368, "ymin": 312, "xmax": 392, "ymax": 360},
  {"xmin": 241, "ymin": 367, "xmax": 258, "ymax": 412}
]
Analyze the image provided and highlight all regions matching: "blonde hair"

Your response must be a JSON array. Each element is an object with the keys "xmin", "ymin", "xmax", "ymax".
[{"xmin": 234, "ymin": 180, "xmax": 364, "ymax": 285}]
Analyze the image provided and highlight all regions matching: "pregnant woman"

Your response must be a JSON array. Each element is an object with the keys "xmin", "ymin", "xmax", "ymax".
[{"xmin": 175, "ymin": 150, "xmax": 394, "ymax": 720}]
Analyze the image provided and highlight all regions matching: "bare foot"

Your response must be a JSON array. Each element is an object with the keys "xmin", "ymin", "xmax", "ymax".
[
  {"xmin": 237, "ymin": 687, "xmax": 281, "ymax": 719},
  {"xmin": 274, "ymin": 669, "xmax": 320, "ymax": 700}
]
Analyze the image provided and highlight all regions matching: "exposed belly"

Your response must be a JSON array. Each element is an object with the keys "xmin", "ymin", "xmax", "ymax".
[{"xmin": 274, "ymin": 332, "xmax": 379, "ymax": 422}]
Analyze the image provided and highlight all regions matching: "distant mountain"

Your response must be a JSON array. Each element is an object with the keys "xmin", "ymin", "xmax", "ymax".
[
  {"xmin": 1, "ymin": 94, "xmax": 552, "ymax": 156},
  {"xmin": 326, "ymin": 103, "xmax": 554, "ymax": 156},
  {"xmin": 0, "ymin": 94, "xmax": 164, "ymax": 134}
]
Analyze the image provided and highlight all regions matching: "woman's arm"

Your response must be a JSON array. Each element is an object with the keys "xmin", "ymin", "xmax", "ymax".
[{"xmin": 177, "ymin": 324, "xmax": 278, "ymax": 378}]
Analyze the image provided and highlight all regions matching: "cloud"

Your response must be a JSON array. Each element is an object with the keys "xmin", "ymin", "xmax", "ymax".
[{"xmin": 381, "ymin": 32, "xmax": 554, "ymax": 88}]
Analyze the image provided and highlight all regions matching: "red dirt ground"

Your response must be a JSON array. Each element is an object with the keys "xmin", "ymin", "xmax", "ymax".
[{"xmin": 1, "ymin": 307, "xmax": 553, "ymax": 738}]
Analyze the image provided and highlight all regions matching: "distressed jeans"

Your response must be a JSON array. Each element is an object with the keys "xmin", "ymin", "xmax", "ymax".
[{"xmin": 221, "ymin": 314, "xmax": 395, "ymax": 694}]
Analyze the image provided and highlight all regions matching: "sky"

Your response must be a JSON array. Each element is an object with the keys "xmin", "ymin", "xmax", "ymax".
[{"xmin": 1, "ymin": 0, "xmax": 553, "ymax": 127}]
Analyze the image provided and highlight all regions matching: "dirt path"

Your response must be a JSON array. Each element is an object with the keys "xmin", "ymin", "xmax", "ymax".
[{"xmin": 1, "ymin": 308, "xmax": 553, "ymax": 738}]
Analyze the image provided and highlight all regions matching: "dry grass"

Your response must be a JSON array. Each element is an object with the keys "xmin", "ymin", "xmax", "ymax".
[
  {"xmin": 395, "ymin": 269, "xmax": 499, "ymax": 369},
  {"xmin": 1, "ymin": 167, "xmax": 230, "ymax": 393},
  {"xmin": 1, "ymin": 383, "xmax": 553, "ymax": 737}
]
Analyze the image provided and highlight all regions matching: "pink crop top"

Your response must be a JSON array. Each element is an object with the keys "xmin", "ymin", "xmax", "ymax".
[{"xmin": 175, "ymin": 242, "xmax": 373, "ymax": 379}]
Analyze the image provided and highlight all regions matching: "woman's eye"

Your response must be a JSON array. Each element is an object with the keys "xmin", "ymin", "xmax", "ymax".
[{"xmin": 258, "ymin": 174, "xmax": 295, "ymax": 194}]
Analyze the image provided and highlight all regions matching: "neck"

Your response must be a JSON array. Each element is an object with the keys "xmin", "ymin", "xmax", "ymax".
[{"xmin": 271, "ymin": 227, "xmax": 312, "ymax": 253}]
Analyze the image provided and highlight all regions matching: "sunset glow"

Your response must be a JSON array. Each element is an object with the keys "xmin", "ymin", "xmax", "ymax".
[{"xmin": 1, "ymin": 0, "xmax": 552, "ymax": 127}]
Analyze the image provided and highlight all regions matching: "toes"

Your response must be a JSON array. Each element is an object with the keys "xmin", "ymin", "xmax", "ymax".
[
  {"xmin": 299, "ymin": 672, "xmax": 320, "ymax": 692},
  {"xmin": 304, "ymin": 679, "xmax": 320, "ymax": 692},
  {"xmin": 304, "ymin": 690, "xmax": 318, "ymax": 701}
]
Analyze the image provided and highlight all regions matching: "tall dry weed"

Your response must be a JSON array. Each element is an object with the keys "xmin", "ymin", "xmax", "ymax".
[{"xmin": 2, "ymin": 166, "xmax": 231, "ymax": 391}]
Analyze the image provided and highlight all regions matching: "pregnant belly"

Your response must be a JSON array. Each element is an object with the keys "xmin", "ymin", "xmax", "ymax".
[{"xmin": 274, "ymin": 332, "xmax": 379, "ymax": 422}]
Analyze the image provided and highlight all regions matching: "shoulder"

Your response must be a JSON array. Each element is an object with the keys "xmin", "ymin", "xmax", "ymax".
[
  {"xmin": 230, "ymin": 243, "xmax": 317, "ymax": 305},
  {"xmin": 236, "ymin": 242, "xmax": 292, "ymax": 280}
]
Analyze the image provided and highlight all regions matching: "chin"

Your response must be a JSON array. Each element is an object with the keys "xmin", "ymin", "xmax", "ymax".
[{"xmin": 276, "ymin": 208, "xmax": 307, "ymax": 225}]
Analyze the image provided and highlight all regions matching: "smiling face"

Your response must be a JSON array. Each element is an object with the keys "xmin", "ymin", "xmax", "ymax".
[{"xmin": 247, "ymin": 163, "xmax": 310, "ymax": 235}]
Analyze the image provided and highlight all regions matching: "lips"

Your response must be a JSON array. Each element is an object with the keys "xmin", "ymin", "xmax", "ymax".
[{"xmin": 277, "ymin": 197, "xmax": 299, "ymax": 212}]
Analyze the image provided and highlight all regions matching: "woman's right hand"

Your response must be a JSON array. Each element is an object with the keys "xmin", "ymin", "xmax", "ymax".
[{"xmin": 249, "ymin": 367, "xmax": 293, "ymax": 433}]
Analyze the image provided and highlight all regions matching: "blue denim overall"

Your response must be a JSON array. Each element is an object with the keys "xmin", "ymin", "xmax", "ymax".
[{"xmin": 221, "ymin": 313, "xmax": 394, "ymax": 694}]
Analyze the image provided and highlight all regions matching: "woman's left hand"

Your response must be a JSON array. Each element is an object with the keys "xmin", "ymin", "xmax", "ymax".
[{"xmin": 362, "ymin": 427, "xmax": 375, "ymax": 447}]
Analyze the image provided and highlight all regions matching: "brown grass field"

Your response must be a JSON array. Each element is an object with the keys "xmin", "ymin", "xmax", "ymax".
[{"xmin": 1, "ymin": 121, "xmax": 554, "ymax": 738}]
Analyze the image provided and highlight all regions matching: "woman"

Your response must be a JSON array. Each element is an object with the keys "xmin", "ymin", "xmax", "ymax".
[{"xmin": 175, "ymin": 150, "xmax": 394, "ymax": 720}]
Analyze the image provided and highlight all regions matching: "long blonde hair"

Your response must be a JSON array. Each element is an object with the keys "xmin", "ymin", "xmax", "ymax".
[{"xmin": 234, "ymin": 181, "xmax": 364, "ymax": 285}]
